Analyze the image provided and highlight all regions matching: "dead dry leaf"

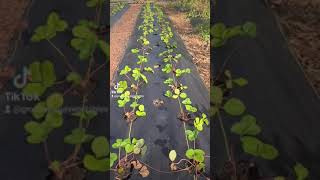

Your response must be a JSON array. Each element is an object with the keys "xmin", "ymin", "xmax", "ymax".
[{"xmin": 139, "ymin": 165, "xmax": 150, "ymax": 177}]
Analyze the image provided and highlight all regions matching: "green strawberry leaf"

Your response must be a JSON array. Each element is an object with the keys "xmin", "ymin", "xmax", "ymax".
[
  {"xmin": 32, "ymin": 102, "xmax": 47, "ymax": 119},
  {"xmin": 64, "ymin": 128, "xmax": 94, "ymax": 145},
  {"xmin": 294, "ymin": 163, "xmax": 309, "ymax": 180},
  {"xmin": 92, "ymin": 136, "xmax": 109, "ymax": 158},
  {"xmin": 231, "ymin": 115, "xmax": 261, "ymax": 136},
  {"xmin": 83, "ymin": 154, "xmax": 109, "ymax": 172},
  {"xmin": 46, "ymin": 93, "xmax": 64, "ymax": 109},
  {"xmin": 66, "ymin": 72, "xmax": 82, "ymax": 85},
  {"xmin": 223, "ymin": 98, "xmax": 246, "ymax": 116},
  {"xmin": 45, "ymin": 111, "xmax": 63, "ymax": 128}
]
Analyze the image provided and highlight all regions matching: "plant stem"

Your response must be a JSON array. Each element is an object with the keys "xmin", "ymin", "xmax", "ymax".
[
  {"xmin": 214, "ymin": 47, "xmax": 238, "ymax": 83},
  {"xmin": 44, "ymin": 140, "xmax": 51, "ymax": 164},
  {"xmin": 97, "ymin": 3, "xmax": 103, "ymax": 25},
  {"xmin": 63, "ymin": 85, "xmax": 75, "ymax": 96},
  {"xmin": 193, "ymin": 139, "xmax": 196, "ymax": 149},
  {"xmin": 125, "ymin": 74, "xmax": 135, "ymax": 85},
  {"xmin": 183, "ymin": 122, "xmax": 190, "ymax": 149},
  {"xmin": 89, "ymin": 62, "xmax": 106, "ymax": 79},
  {"xmin": 69, "ymin": 96, "xmax": 87, "ymax": 162},
  {"xmin": 128, "ymin": 122, "xmax": 133, "ymax": 139},
  {"xmin": 47, "ymin": 39, "xmax": 75, "ymax": 72},
  {"xmin": 217, "ymin": 110, "xmax": 231, "ymax": 161},
  {"xmin": 118, "ymin": 148, "xmax": 121, "ymax": 167},
  {"xmin": 85, "ymin": 57, "xmax": 95, "ymax": 81}
]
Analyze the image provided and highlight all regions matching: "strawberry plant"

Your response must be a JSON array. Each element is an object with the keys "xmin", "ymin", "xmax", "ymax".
[{"xmin": 22, "ymin": 1, "xmax": 110, "ymax": 179}]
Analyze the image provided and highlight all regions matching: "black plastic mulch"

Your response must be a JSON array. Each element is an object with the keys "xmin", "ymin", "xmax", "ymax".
[
  {"xmin": 0, "ymin": 0, "xmax": 108, "ymax": 179},
  {"xmin": 110, "ymin": 5, "xmax": 210, "ymax": 180},
  {"xmin": 213, "ymin": 0, "xmax": 320, "ymax": 178}
]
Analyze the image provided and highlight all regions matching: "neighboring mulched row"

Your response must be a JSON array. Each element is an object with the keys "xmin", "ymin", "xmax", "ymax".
[{"xmin": 270, "ymin": 0, "xmax": 320, "ymax": 96}]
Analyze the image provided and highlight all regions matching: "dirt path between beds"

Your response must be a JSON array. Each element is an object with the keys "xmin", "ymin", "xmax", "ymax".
[
  {"xmin": 0, "ymin": 0, "xmax": 30, "ymax": 65},
  {"xmin": 270, "ymin": 0, "xmax": 320, "ymax": 95},
  {"xmin": 110, "ymin": 4, "xmax": 142, "ymax": 83}
]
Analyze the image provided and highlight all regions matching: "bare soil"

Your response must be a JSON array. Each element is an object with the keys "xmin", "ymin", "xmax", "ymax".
[
  {"xmin": 270, "ymin": 0, "xmax": 320, "ymax": 95},
  {"xmin": 162, "ymin": 7, "xmax": 210, "ymax": 89},
  {"xmin": 110, "ymin": 4, "xmax": 142, "ymax": 83},
  {"xmin": 0, "ymin": 0, "xmax": 30, "ymax": 65}
]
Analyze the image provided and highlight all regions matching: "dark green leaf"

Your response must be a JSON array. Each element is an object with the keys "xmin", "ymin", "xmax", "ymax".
[
  {"xmin": 223, "ymin": 98, "xmax": 246, "ymax": 116},
  {"xmin": 46, "ymin": 93, "xmax": 63, "ymax": 109},
  {"xmin": 92, "ymin": 136, "xmax": 109, "ymax": 158}
]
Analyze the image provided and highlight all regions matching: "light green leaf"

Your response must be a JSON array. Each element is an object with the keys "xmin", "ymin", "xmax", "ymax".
[
  {"xmin": 131, "ymin": 48, "xmax": 139, "ymax": 54},
  {"xmin": 125, "ymin": 144, "xmax": 134, "ymax": 153},
  {"xmin": 110, "ymin": 153, "xmax": 118, "ymax": 168},
  {"xmin": 92, "ymin": 136, "xmax": 109, "ymax": 158},
  {"xmin": 83, "ymin": 154, "xmax": 109, "ymax": 172},
  {"xmin": 182, "ymin": 98, "xmax": 192, "ymax": 105},
  {"xmin": 180, "ymin": 92, "xmax": 187, "ymax": 99},
  {"xmin": 169, "ymin": 150, "xmax": 177, "ymax": 162},
  {"xmin": 185, "ymin": 149, "xmax": 195, "ymax": 159}
]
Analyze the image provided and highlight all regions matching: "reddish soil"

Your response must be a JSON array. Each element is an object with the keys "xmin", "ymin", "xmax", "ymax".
[
  {"xmin": 270, "ymin": 0, "xmax": 320, "ymax": 95},
  {"xmin": 162, "ymin": 7, "xmax": 210, "ymax": 89},
  {"xmin": 110, "ymin": 4, "xmax": 142, "ymax": 83},
  {"xmin": 0, "ymin": 0, "xmax": 30, "ymax": 65}
]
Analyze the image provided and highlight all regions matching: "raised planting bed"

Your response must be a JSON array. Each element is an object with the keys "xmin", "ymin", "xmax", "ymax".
[
  {"xmin": 212, "ymin": 0, "xmax": 320, "ymax": 179},
  {"xmin": 0, "ymin": 0, "xmax": 110, "ymax": 179},
  {"xmin": 110, "ymin": 2, "xmax": 210, "ymax": 180}
]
